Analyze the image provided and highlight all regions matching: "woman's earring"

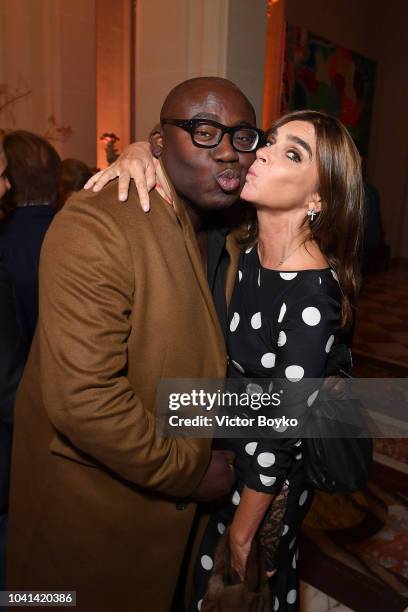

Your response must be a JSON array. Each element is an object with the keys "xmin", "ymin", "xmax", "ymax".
[{"xmin": 307, "ymin": 208, "xmax": 317, "ymax": 221}]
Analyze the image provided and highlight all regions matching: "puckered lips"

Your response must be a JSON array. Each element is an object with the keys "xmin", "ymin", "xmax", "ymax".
[
  {"xmin": 215, "ymin": 168, "xmax": 242, "ymax": 193},
  {"xmin": 245, "ymin": 167, "xmax": 257, "ymax": 181}
]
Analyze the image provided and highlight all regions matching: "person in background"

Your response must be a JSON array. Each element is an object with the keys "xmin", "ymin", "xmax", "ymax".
[
  {"xmin": 0, "ymin": 142, "xmax": 24, "ymax": 607},
  {"xmin": 0, "ymin": 136, "xmax": 11, "ymax": 223},
  {"xmin": 57, "ymin": 157, "xmax": 92, "ymax": 210},
  {"xmin": 0, "ymin": 261, "xmax": 24, "ymax": 602},
  {"xmin": 0, "ymin": 131, "xmax": 61, "ymax": 358}
]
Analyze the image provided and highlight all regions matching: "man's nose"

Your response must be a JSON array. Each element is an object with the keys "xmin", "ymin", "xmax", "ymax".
[{"xmin": 213, "ymin": 134, "xmax": 239, "ymax": 162}]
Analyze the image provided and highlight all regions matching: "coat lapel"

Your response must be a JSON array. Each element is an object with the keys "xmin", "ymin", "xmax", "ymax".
[{"xmin": 157, "ymin": 161, "xmax": 226, "ymax": 358}]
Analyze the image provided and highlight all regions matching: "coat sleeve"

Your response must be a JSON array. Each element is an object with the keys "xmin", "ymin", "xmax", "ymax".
[{"xmin": 39, "ymin": 197, "xmax": 210, "ymax": 498}]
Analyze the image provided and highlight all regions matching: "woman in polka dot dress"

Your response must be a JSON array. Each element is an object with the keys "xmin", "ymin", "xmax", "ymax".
[{"xmin": 192, "ymin": 111, "xmax": 364, "ymax": 611}]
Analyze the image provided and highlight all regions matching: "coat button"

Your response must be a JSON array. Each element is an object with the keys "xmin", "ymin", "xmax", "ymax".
[{"xmin": 176, "ymin": 499, "xmax": 188, "ymax": 510}]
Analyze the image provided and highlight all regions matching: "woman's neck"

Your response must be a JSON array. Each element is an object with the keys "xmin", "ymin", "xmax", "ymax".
[{"xmin": 257, "ymin": 208, "xmax": 309, "ymax": 269}]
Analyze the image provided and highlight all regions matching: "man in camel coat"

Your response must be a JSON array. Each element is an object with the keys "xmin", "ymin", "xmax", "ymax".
[{"xmin": 6, "ymin": 78, "xmax": 257, "ymax": 611}]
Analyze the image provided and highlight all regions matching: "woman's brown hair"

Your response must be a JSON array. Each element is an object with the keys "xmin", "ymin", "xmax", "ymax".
[{"xmin": 244, "ymin": 110, "xmax": 364, "ymax": 329}]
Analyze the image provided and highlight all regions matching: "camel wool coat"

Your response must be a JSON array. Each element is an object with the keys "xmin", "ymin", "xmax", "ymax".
[{"xmin": 6, "ymin": 174, "xmax": 239, "ymax": 612}]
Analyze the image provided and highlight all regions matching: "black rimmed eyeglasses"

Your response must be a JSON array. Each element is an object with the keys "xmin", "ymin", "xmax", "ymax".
[{"xmin": 161, "ymin": 118, "xmax": 265, "ymax": 152}]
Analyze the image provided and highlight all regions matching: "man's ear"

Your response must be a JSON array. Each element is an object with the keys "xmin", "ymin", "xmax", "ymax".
[{"xmin": 149, "ymin": 124, "xmax": 163, "ymax": 158}]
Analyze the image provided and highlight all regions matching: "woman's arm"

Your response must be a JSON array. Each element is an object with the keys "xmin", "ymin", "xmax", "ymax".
[
  {"xmin": 229, "ymin": 487, "xmax": 273, "ymax": 579},
  {"xmin": 84, "ymin": 142, "xmax": 156, "ymax": 210}
]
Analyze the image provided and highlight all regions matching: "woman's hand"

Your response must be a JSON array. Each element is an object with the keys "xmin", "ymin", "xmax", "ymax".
[
  {"xmin": 229, "ymin": 526, "xmax": 276, "ymax": 581},
  {"xmin": 84, "ymin": 142, "xmax": 156, "ymax": 211},
  {"xmin": 228, "ymin": 526, "xmax": 252, "ymax": 582},
  {"xmin": 228, "ymin": 486, "xmax": 277, "ymax": 581}
]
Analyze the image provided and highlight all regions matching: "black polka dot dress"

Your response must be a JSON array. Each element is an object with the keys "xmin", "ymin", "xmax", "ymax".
[{"xmin": 191, "ymin": 246, "xmax": 341, "ymax": 612}]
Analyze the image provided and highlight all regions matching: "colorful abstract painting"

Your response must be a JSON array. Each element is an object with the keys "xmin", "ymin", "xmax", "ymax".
[{"xmin": 282, "ymin": 24, "xmax": 377, "ymax": 155}]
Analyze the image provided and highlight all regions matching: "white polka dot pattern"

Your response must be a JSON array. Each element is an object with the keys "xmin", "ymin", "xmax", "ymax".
[
  {"xmin": 246, "ymin": 383, "xmax": 263, "ymax": 395},
  {"xmin": 286, "ymin": 589, "xmax": 297, "ymax": 604},
  {"xmin": 298, "ymin": 490, "xmax": 308, "ymax": 506},
  {"xmin": 230, "ymin": 312, "xmax": 240, "ymax": 332},
  {"xmin": 307, "ymin": 389, "xmax": 319, "ymax": 407},
  {"xmin": 257, "ymin": 452, "xmax": 276, "ymax": 467},
  {"xmin": 278, "ymin": 302, "xmax": 286, "ymax": 323},
  {"xmin": 259, "ymin": 474, "xmax": 277, "ymax": 486},
  {"xmin": 201, "ymin": 555, "xmax": 213, "ymax": 570},
  {"xmin": 325, "ymin": 334, "xmax": 335, "ymax": 353},
  {"xmin": 302, "ymin": 306, "xmax": 321, "ymax": 326},
  {"xmin": 285, "ymin": 365, "xmax": 304, "ymax": 382},
  {"xmin": 232, "ymin": 490, "xmax": 240, "ymax": 506},
  {"xmin": 273, "ymin": 421, "xmax": 288, "ymax": 432},
  {"xmin": 231, "ymin": 360, "xmax": 245, "ymax": 374},
  {"xmin": 261, "ymin": 352, "xmax": 276, "ymax": 368},
  {"xmin": 245, "ymin": 441, "xmax": 258, "ymax": 456},
  {"xmin": 251, "ymin": 312, "xmax": 262, "ymax": 329}
]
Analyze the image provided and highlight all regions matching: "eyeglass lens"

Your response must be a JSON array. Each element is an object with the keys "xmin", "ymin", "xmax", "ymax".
[{"xmin": 191, "ymin": 123, "xmax": 259, "ymax": 151}]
